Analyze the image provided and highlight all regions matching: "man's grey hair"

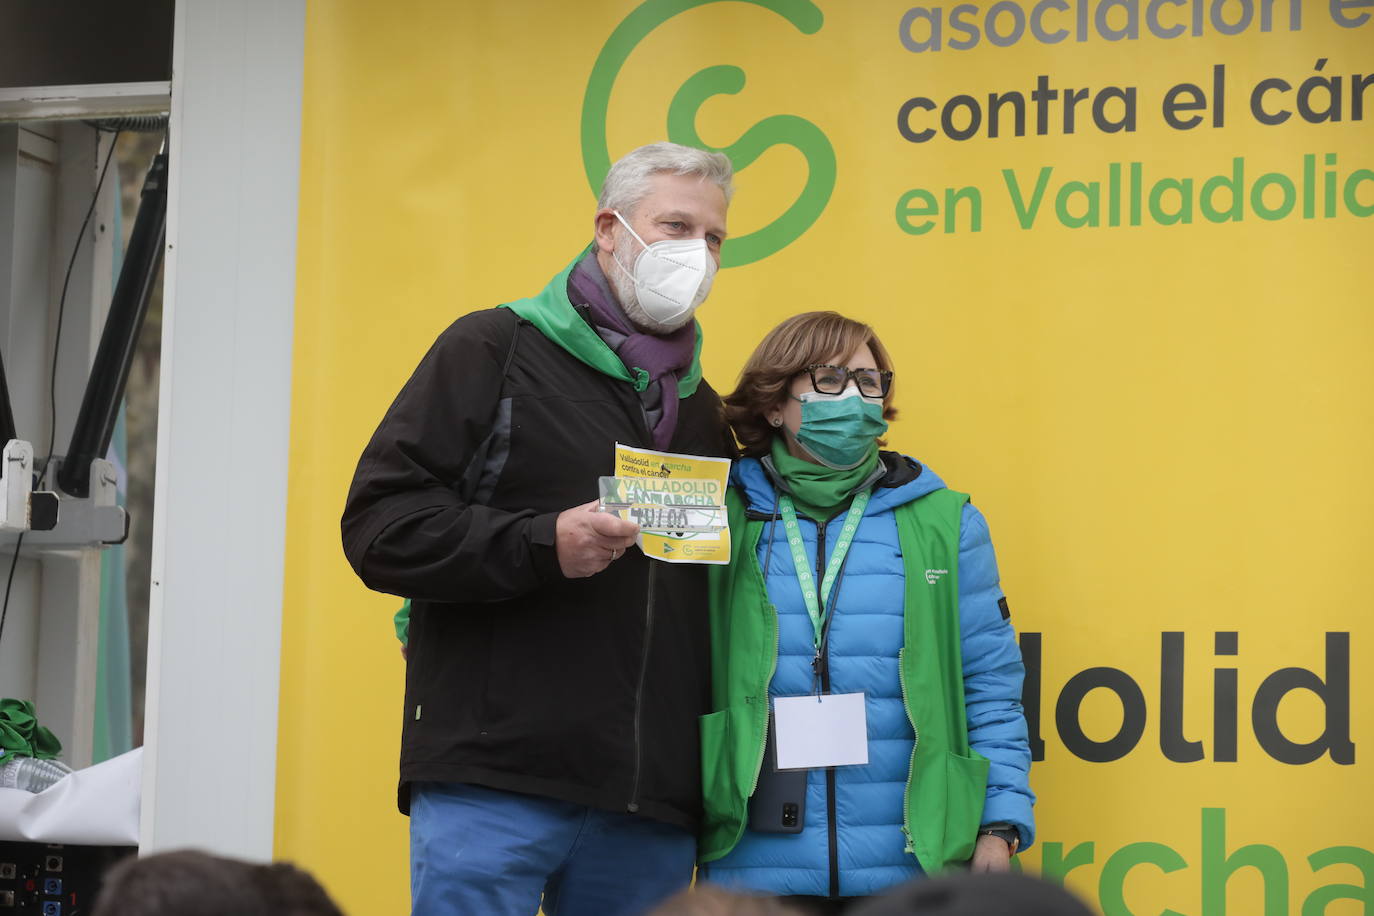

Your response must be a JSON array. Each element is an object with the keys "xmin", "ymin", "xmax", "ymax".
[{"xmin": 597, "ymin": 142, "xmax": 734, "ymax": 215}]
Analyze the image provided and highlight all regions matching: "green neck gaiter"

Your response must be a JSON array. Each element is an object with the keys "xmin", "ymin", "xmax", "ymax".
[{"xmin": 769, "ymin": 435, "xmax": 879, "ymax": 522}]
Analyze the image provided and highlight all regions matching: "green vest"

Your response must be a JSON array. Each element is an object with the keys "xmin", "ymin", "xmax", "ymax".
[{"xmin": 700, "ymin": 485, "xmax": 989, "ymax": 874}]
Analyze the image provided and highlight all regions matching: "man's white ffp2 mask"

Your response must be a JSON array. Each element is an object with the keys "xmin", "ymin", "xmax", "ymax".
[{"xmin": 612, "ymin": 210, "xmax": 717, "ymax": 326}]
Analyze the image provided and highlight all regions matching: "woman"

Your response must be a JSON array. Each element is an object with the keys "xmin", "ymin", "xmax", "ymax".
[{"xmin": 698, "ymin": 312, "xmax": 1034, "ymax": 913}]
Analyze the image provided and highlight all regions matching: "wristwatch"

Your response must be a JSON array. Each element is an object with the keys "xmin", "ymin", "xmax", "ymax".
[{"xmin": 979, "ymin": 825, "xmax": 1020, "ymax": 854}]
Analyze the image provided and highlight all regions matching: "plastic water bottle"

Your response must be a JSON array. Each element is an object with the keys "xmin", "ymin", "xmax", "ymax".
[{"xmin": 0, "ymin": 755, "xmax": 73, "ymax": 793}]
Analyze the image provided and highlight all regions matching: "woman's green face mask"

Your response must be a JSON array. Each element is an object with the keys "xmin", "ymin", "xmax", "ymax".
[{"xmin": 790, "ymin": 388, "xmax": 889, "ymax": 469}]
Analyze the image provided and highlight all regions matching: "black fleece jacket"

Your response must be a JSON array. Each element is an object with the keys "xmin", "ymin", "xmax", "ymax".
[{"xmin": 342, "ymin": 306, "xmax": 733, "ymax": 830}]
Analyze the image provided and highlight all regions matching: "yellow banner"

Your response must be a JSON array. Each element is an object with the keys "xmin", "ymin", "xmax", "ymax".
[{"xmin": 280, "ymin": 2, "xmax": 1373, "ymax": 913}]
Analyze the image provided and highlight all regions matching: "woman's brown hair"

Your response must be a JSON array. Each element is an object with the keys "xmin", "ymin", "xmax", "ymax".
[{"xmin": 723, "ymin": 311, "xmax": 898, "ymax": 457}]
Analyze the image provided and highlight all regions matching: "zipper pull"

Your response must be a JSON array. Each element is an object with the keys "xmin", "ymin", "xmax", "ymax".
[{"xmin": 811, "ymin": 652, "xmax": 827, "ymax": 701}]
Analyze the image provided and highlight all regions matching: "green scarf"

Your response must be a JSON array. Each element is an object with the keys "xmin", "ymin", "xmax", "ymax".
[
  {"xmin": 768, "ymin": 436, "xmax": 879, "ymax": 522},
  {"xmin": 501, "ymin": 247, "xmax": 704, "ymax": 398}
]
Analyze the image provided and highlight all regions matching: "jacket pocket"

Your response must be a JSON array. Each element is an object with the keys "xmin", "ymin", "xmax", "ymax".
[
  {"xmin": 941, "ymin": 749, "xmax": 991, "ymax": 865},
  {"xmin": 699, "ymin": 705, "xmax": 755, "ymax": 859}
]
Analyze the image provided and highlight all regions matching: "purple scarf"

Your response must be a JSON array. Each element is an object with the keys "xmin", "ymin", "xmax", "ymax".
[{"xmin": 568, "ymin": 253, "xmax": 696, "ymax": 450}]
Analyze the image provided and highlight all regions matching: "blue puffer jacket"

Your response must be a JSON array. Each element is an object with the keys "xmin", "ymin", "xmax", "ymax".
[{"xmin": 701, "ymin": 453, "xmax": 1034, "ymax": 898}]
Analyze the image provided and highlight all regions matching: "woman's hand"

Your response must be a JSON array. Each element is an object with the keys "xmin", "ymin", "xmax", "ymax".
[{"xmin": 970, "ymin": 832, "xmax": 1014, "ymax": 873}]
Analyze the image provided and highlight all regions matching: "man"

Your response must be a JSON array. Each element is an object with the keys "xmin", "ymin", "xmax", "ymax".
[{"xmin": 341, "ymin": 142, "xmax": 735, "ymax": 916}]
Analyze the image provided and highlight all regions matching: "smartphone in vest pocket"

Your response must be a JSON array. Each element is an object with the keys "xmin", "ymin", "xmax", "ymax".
[{"xmin": 747, "ymin": 711, "xmax": 807, "ymax": 834}]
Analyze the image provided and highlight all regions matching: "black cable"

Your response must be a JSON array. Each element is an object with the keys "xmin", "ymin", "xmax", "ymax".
[
  {"xmin": 0, "ymin": 130, "xmax": 122, "ymax": 658},
  {"xmin": 42, "ymin": 131, "xmax": 123, "ymax": 487}
]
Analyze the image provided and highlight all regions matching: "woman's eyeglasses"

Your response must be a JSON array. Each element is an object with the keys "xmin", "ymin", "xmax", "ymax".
[{"xmin": 804, "ymin": 364, "xmax": 893, "ymax": 398}]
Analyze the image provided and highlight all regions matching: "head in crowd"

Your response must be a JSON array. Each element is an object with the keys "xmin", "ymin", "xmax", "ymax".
[
  {"xmin": 849, "ymin": 872, "xmax": 1096, "ymax": 916},
  {"xmin": 92, "ymin": 849, "xmax": 344, "ymax": 916},
  {"xmin": 647, "ymin": 884, "xmax": 804, "ymax": 916},
  {"xmin": 593, "ymin": 142, "xmax": 733, "ymax": 334},
  {"xmin": 724, "ymin": 310, "xmax": 899, "ymax": 459}
]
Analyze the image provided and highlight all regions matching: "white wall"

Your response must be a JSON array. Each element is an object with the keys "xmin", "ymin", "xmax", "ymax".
[
  {"xmin": 140, "ymin": 0, "xmax": 305, "ymax": 858},
  {"xmin": 0, "ymin": 122, "xmax": 118, "ymax": 769}
]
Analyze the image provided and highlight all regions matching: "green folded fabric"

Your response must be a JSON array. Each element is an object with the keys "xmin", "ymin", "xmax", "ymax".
[{"xmin": 0, "ymin": 699, "xmax": 62, "ymax": 761}]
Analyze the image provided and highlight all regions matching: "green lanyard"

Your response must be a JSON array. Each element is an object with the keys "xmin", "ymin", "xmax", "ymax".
[{"xmin": 778, "ymin": 489, "xmax": 872, "ymax": 651}]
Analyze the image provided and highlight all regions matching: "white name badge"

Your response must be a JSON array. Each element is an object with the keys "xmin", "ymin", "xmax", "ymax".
[{"xmin": 773, "ymin": 693, "xmax": 869, "ymax": 770}]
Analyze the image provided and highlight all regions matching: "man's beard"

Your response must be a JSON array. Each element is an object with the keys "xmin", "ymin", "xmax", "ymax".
[{"xmin": 609, "ymin": 229, "xmax": 696, "ymax": 335}]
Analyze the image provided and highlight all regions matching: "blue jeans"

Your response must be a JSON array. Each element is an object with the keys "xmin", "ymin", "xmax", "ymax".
[{"xmin": 409, "ymin": 782, "xmax": 695, "ymax": 916}]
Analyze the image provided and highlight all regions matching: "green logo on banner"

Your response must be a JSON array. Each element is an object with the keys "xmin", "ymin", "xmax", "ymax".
[{"xmin": 582, "ymin": 0, "xmax": 836, "ymax": 268}]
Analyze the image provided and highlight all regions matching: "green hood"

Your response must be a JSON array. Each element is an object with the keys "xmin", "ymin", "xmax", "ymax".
[{"xmin": 501, "ymin": 248, "xmax": 703, "ymax": 397}]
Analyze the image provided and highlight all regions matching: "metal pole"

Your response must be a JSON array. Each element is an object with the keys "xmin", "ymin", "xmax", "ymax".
[{"xmin": 57, "ymin": 143, "xmax": 167, "ymax": 498}]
